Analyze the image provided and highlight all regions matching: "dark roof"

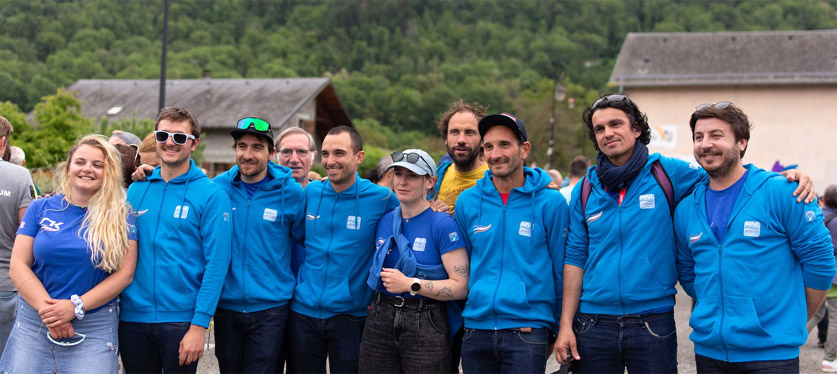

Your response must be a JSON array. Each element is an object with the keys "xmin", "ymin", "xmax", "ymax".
[
  {"xmin": 610, "ymin": 30, "xmax": 837, "ymax": 87},
  {"xmin": 65, "ymin": 78, "xmax": 352, "ymax": 129}
]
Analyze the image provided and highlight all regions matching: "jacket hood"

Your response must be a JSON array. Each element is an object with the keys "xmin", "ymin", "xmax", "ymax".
[
  {"xmin": 477, "ymin": 166, "xmax": 551, "ymax": 194},
  {"xmin": 147, "ymin": 159, "xmax": 206, "ymax": 183}
]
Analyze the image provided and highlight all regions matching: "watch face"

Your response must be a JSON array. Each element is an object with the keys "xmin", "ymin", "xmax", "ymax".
[{"xmin": 411, "ymin": 282, "xmax": 421, "ymax": 291}]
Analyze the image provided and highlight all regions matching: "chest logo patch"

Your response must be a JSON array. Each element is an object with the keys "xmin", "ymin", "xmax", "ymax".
[
  {"xmin": 472, "ymin": 224, "xmax": 491, "ymax": 234},
  {"xmin": 519, "ymin": 221, "xmax": 532, "ymax": 237},
  {"xmin": 174, "ymin": 205, "xmax": 189, "ymax": 219},
  {"xmin": 39, "ymin": 217, "xmax": 63, "ymax": 232},
  {"xmin": 347, "ymin": 215, "xmax": 361, "ymax": 230},
  {"xmin": 586, "ymin": 211, "xmax": 603, "ymax": 224},
  {"xmin": 413, "ymin": 237, "xmax": 427, "ymax": 252},
  {"xmin": 689, "ymin": 232, "xmax": 702, "ymax": 244},
  {"xmin": 639, "ymin": 194, "xmax": 655, "ymax": 209},
  {"xmin": 743, "ymin": 221, "xmax": 761, "ymax": 237},
  {"xmin": 263, "ymin": 208, "xmax": 277, "ymax": 222}
]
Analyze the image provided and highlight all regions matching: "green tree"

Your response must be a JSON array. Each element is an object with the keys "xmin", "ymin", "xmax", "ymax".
[{"xmin": 20, "ymin": 88, "xmax": 93, "ymax": 168}]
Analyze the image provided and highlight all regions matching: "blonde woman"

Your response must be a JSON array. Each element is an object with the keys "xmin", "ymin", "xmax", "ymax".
[{"xmin": 0, "ymin": 135, "xmax": 137, "ymax": 373}]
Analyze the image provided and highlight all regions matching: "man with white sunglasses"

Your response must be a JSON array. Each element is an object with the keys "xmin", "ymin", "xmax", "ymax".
[{"xmin": 120, "ymin": 107, "xmax": 232, "ymax": 373}]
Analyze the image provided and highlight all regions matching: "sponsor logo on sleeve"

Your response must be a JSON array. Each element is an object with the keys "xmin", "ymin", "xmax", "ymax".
[
  {"xmin": 306, "ymin": 213, "xmax": 320, "ymax": 220},
  {"xmin": 805, "ymin": 210, "xmax": 816, "ymax": 222},
  {"xmin": 448, "ymin": 232, "xmax": 459, "ymax": 242}
]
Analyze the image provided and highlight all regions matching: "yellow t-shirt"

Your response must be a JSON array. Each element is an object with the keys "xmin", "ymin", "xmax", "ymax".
[{"xmin": 437, "ymin": 163, "xmax": 489, "ymax": 215}]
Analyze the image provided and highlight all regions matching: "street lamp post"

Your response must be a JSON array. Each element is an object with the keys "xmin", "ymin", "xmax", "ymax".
[
  {"xmin": 547, "ymin": 62, "xmax": 567, "ymax": 170},
  {"xmin": 159, "ymin": 0, "xmax": 170, "ymax": 112}
]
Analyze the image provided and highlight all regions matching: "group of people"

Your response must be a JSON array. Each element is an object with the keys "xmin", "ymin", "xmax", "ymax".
[{"xmin": 0, "ymin": 93, "xmax": 833, "ymax": 374}]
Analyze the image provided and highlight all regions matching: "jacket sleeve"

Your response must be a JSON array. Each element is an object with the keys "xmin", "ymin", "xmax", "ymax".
[
  {"xmin": 778, "ymin": 181, "xmax": 837, "ymax": 290},
  {"xmin": 545, "ymin": 192, "xmax": 570, "ymax": 334},
  {"xmin": 673, "ymin": 204, "xmax": 697, "ymax": 299},
  {"xmin": 565, "ymin": 179, "xmax": 589, "ymax": 269},
  {"xmin": 193, "ymin": 187, "xmax": 233, "ymax": 327},
  {"xmin": 662, "ymin": 157, "xmax": 708, "ymax": 204}
]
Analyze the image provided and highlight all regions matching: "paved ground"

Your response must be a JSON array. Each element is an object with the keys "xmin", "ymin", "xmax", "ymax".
[{"xmin": 195, "ymin": 285, "xmax": 826, "ymax": 373}]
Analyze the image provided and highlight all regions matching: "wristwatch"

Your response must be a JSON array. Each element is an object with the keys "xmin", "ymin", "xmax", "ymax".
[{"xmin": 409, "ymin": 278, "xmax": 421, "ymax": 296}]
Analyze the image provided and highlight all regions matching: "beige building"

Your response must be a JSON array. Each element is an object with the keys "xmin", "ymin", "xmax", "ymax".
[{"xmin": 610, "ymin": 30, "xmax": 837, "ymax": 189}]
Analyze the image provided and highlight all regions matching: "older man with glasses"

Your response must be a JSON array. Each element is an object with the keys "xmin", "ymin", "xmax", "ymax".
[{"xmin": 555, "ymin": 94, "xmax": 816, "ymax": 373}]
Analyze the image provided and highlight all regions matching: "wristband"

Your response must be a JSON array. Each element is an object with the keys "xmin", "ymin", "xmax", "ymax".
[{"xmin": 70, "ymin": 294, "xmax": 85, "ymax": 320}]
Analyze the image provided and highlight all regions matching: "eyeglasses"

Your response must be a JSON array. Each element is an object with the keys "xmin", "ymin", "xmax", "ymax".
[
  {"xmin": 154, "ymin": 130, "xmax": 195, "ymax": 145},
  {"xmin": 391, "ymin": 151, "xmax": 432, "ymax": 173},
  {"xmin": 590, "ymin": 94, "xmax": 628, "ymax": 110},
  {"xmin": 237, "ymin": 117, "xmax": 274, "ymax": 137},
  {"xmin": 279, "ymin": 148, "xmax": 311, "ymax": 158},
  {"xmin": 696, "ymin": 101, "xmax": 733, "ymax": 111},
  {"xmin": 48, "ymin": 331, "xmax": 86, "ymax": 346}
]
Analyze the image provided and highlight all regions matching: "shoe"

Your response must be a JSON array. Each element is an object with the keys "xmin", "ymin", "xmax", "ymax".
[{"xmin": 822, "ymin": 359, "xmax": 837, "ymax": 372}]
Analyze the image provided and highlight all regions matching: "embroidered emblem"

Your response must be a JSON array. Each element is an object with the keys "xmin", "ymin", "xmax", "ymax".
[
  {"xmin": 743, "ymin": 221, "xmax": 761, "ymax": 237},
  {"xmin": 413, "ymin": 238, "xmax": 427, "ymax": 252},
  {"xmin": 472, "ymin": 225, "xmax": 492, "ymax": 234},
  {"xmin": 263, "ymin": 208, "xmax": 278, "ymax": 222},
  {"xmin": 586, "ymin": 211, "xmax": 603, "ymax": 224},
  {"xmin": 519, "ymin": 221, "xmax": 532, "ymax": 237},
  {"xmin": 639, "ymin": 194, "xmax": 655, "ymax": 209}
]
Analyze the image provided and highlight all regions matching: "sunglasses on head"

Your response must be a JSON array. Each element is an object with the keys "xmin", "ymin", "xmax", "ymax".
[
  {"xmin": 391, "ymin": 151, "xmax": 432, "ymax": 173},
  {"xmin": 590, "ymin": 94, "xmax": 628, "ymax": 110},
  {"xmin": 237, "ymin": 117, "xmax": 273, "ymax": 134},
  {"xmin": 154, "ymin": 130, "xmax": 195, "ymax": 145},
  {"xmin": 696, "ymin": 101, "xmax": 733, "ymax": 111}
]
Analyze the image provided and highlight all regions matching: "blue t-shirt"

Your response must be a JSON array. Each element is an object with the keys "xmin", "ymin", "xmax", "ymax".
[
  {"xmin": 706, "ymin": 169, "xmax": 749, "ymax": 242},
  {"xmin": 16, "ymin": 194, "xmax": 138, "ymax": 312},
  {"xmin": 241, "ymin": 173, "xmax": 273, "ymax": 198},
  {"xmin": 375, "ymin": 208, "xmax": 465, "ymax": 297}
]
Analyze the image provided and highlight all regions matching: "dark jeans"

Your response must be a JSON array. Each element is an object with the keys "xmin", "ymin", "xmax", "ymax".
[
  {"xmin": 119, "ymin": 321, "xmax": 199, "ymax": 373},
  {"xmin": 288, "ymin": 310, "xmax": 366, "ymax": 374},
  {"xmin": 572, "ymin": 311, "xmax": 677, "ymax": 373},
  {"xmin": 695, "ymin": 354, "xmax": 799, "ymax": 374},
  {"xmin": 358, "ymin": 294, "xmax": 450, "ymax": 373},
  {"xmin": 214, "ymin": 304, "xmax": 289, "ymax": 373},
  {"xmin": 461, "ymin": 327, "xmax": 549, "ymax": 374}
]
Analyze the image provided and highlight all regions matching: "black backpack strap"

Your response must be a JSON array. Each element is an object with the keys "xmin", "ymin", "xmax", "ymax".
[{"xmin": 650, "ymin": 160, "xmax": 675, "ymax": 216}]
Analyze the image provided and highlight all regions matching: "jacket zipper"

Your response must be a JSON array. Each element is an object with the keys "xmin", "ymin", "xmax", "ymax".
[{"xmin": 152, "ymin": 183, "xmax": 168, "ymax": 323}]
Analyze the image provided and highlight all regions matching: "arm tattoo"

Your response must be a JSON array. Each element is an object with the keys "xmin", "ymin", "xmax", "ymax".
[
  {"xmin": 454, "ymin": 264, "xmax": 470, "ymax": 277},
  {"xmin": 436, "ymin": 286, "xmax": 454, "ymax": 298},
  {"xmin": 424, "ymin": 281, "xmax": 434, "ymax": 292}
]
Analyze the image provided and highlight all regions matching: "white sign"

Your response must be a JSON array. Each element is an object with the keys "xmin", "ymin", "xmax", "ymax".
[{"xmin": 649, "ymin": 124, "xmax": 678, "ymax": 149}]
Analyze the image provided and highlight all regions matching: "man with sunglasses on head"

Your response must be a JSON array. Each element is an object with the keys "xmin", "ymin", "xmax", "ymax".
[
  {"xmin": 454, "ymin": 113, "xmax": 568, "ymax": 374},
  {"xmin": 211, "ymin": 118, "xmax": 305, "ymax": 373},
  {"xmin": 289, "ymin": 125, "xmax": 399, "ymax": 374},
  {"xmin": 555, "ymin": 94, "xmax": 816, "ymax": 373},
  {"xmin": 674, "ymin": 103, "xmax": 834, "ymax": 373},
  {"xmin": 120, "ymin": 107, "xmax": 232, "ymax": 373}
]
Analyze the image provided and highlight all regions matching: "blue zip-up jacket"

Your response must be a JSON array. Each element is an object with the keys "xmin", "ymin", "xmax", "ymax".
[
  {"xmin": 675, "ymin": 164, "xmax": 836, "ymax": 362},
  {"xmin": 213, "ymin": 162, "xmax": 305, "ymax": 313},
  {"xmin": 454, "ymin": 167, "xmax": 568, "ymax": 332},
  {"xmin": 292, "ymin": 175, "xmax": 399, "ymax": 318},
  {"xmin": 565, "ymin": 153, "xmax": 705, "ymax": 315},
  {"xmin": 122, "ymin": 160, "xmax": 232, "ymax": 327}
]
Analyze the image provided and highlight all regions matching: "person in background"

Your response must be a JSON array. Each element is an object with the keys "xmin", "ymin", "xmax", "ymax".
[
  {"xmin": 137, "ymin": 132, "xmax": 161, "ymax": 168},
  {"xmin": 559, "ymin": 155, "xmax": 590, "ymax": 203},
  {"xmin": 0, "ymin": 135, "xmax": 137, "ymax": 373},
  {"xmin": 821, "ymin": 185, "xmax": 837, "ymax": 373}
]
